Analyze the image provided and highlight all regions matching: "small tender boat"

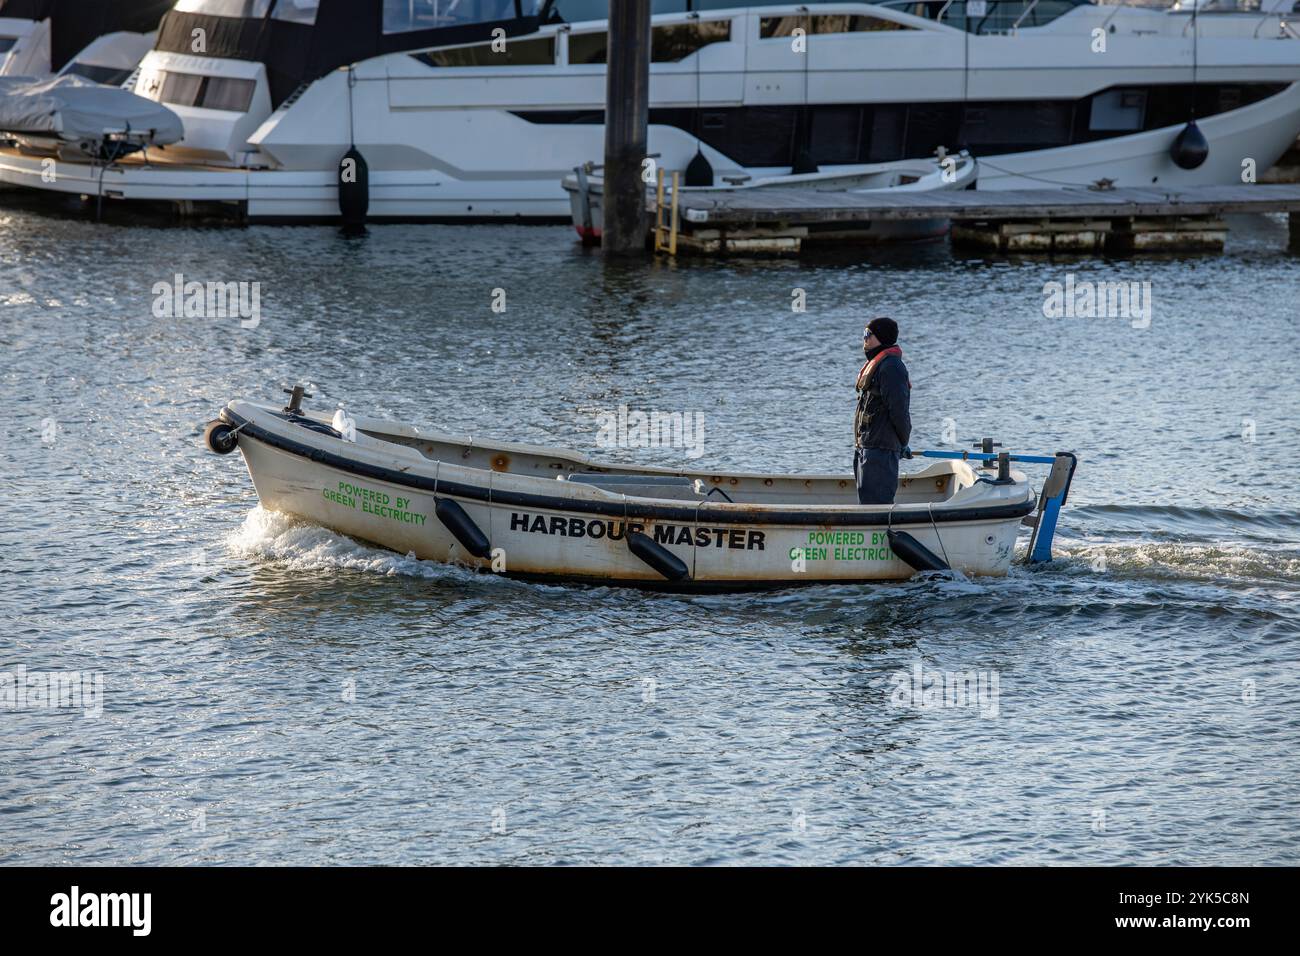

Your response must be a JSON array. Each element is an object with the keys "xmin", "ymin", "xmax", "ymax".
[
  {"xmin": 0, "ymin": 74, "xmax": 181, "ymax": 160},
  {"xmin": 562, "ymin": 151, "xmax": 978, "ymax": 246},
  {"xmin": 206, "ymin": 388, "xmax": 1076, "ymax": 591}
]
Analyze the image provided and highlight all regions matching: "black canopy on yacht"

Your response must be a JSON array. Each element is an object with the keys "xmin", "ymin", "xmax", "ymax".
[
  {"xmin": 0, "ymin": 0, "xmax": 173, "ymax": 71},
  {"xmin": 153, "ymin": 0, "xmax": 545, "ymax": 108}
]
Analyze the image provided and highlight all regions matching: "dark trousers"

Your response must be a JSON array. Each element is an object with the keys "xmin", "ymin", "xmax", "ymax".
[{"xmin": 855, "ymin": 447, "xmax": 900, "ymax": 505}]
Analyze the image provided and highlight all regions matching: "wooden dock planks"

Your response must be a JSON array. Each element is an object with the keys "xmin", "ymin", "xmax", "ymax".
[{"xmin": 669, "ymin": 184, "xmax": 1300, "ymax": 226}]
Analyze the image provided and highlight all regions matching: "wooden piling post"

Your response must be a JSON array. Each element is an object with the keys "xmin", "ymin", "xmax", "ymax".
[
  {"xmin": 669, "ymin": 171, "xmax": 680, "ymax": 256},
  {"xmin": 601, "ymin": 0, "xmax": 652, "ymax": 257},
  {"xmin": 654, "ymin": 166, "xmax": 665, "ymax": 251}
]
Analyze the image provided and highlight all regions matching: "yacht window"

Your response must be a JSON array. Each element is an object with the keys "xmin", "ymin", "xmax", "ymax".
[
  {"xmin": 760, "ymin": 15, "xmax": 915, "ymax": 38},
  {"xmin": 738, "ymin": 106, "xmax": 797, "ymax": 166},
  {"xmin": 158, "ymin": 71, "xmax": 256, "ymax": 112},
  {"xmin": 687, "ymin": 0, "xmax": 772, "ymax": 8},
  {"xmin": 650, "ymin": 21, "xmax": 730, "ymax": 61},
  {"xmin": 64, "ymin": 63, "xmax": 134, "ymax": 86},
  {"xmin": 904, "ymin": 103, "xmax": 960, "ymax": 158},
  {"xmin": 962, "ymin": 102, "xmax": 1071, "ymax": 147},
  {"xmin": 567, "ymin": 31, "xmax": 607, "ymax": 65},
  {"xmin": 272, "ymin": 0, "xmax": 320, "ymax": 24},
  {"xmin": 873, "ymin": 0, "xmax": 1087, "ymax": 32},
  {"xmin": 174, "ymin": 0, "xmax": 318, "ymax": 20},
  {"xmin": 159, "ymin": 71, "xmax": 205, "ymax": 107},
  {"xmin": 551, "ymin": 0, "xmax": 686, "ymax": 21},
  {"xmin": 203, "ymin": 76, "xmax": 256, "ymax": 111},
  {"xmin": 810, "ymin": 105, "xmax": 862, "ymax": 164},
  {"xmin": 383, "ymin": 0, "xmax": 518, "ymax": 34},
  {"xmin": 867, "ymin": 106, "xmax": 906, "ymax": 162},
  {"xmin": 972, "ymin": 0, "xmax": 1087, "ymax": 33},
  {"xmin": 174, "ymin": 0, "xmax": 272, "ymax": 17},
  {"xmin": 568, "ymin": 21, "xmax": 729, "ymax": 64},
  {"xmin": 414, "ymin": 36, "xmax": 555, "ymax": 66},
  {"xmin": 1089, "ymin": 88, "xmax": 1146, "ymax": 132},
  {"xmin": 0, "ymin": 37, "xmax": 16, "ymax": 53}
]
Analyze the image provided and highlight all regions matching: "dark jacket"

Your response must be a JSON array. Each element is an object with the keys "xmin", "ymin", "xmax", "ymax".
[{"xmin": 854, "ymin": 350, "xmax": 911, "ymax": 452}]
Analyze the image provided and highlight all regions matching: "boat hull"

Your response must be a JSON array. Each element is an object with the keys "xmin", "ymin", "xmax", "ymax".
[
  {"xmin": 222, "ymin": 404, "xmax": 1032, "ymax": 590},
  {"xmin": 5, "ymin": 81, "xmax": 1300, "ymax": 219}
]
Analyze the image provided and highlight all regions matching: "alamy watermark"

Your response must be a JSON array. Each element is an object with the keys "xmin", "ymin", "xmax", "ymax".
[
  {"xmin": 595, "ymin": 405, "xmax": 705, "ymax": 459},
  {"xmin": 151, "ymin": 273, "xmax": 261, "ymax": 328},
  {"xmin": 50, "ymin": 886, "xmax": 150, "ymax": 936},
  {"xmin": 1042, "ymin": 273, "xmax": 1151, "ymax": 329},
  {"xmin": 1, "ymin": 665, "xmax": 103, "ymax": 719},
  {"xmin": 886, "ymin": 662, "xmax": 1000, "ymax": 718}
]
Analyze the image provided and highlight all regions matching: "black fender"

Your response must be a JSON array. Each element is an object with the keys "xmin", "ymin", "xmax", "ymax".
[
  {"xmin": 434, "ymin": 498, "xmax": 491, "ymax": 558},
  {"xmin": 1170, "ymin": 120, "xmax": 1209, "ymax": 171},
  {"xmin": 887, "ymin": 529, "xmax": 949, "ymax": 573},
  {"xmin": 204, "ymin": 419, "xmax": 238, "ymax": 454},
  {"xmin": 338, "ymin": 145, "xmax": 369, "ymax": 230},
  {"xmin": 627, "ymin": 531, "xmax": 690, "ymax": 582}
]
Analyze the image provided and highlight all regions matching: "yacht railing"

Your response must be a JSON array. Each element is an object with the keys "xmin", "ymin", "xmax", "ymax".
[
  {"xmin": 874, "ymin": 0, "xmax": 1102, "ymax": 34},
  {"xmin": 1168, "ymin": 8, "xmax": 1300, "ymax": 36},
  {"xmin": 871, "ymin": 0, "xmax": 1300, "ymax": 34},
  {"xmin": 1012, "ymin": 0, "xmax": 1041, "ymax": 28}
]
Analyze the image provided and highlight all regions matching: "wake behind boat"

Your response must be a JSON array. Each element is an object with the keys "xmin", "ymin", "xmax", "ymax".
[{"xmin": 205, "ymin": 389, "xmax": 1077, "ymax": 590}]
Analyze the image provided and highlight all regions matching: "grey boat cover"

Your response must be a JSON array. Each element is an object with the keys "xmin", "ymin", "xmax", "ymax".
[{"xmin": 0, "ymin": 75, "xmax": 182, "ymax": 144}]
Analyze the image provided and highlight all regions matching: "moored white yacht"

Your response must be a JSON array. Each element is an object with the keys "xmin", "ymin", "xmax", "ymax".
[
  {"xmin": 56, "ymin": 30, "xmax": 159, "ymax": 87},
  {"xmin": 2, "ymin": 0, "xmax": 1300, "ymax": 221},
  {"xmin": 0, "ymin": 0, "xmax": 171, "ymax": 78}
]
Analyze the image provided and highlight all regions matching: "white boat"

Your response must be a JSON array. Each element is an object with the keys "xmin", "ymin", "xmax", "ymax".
[
  {"xmin": 204, "ymin": 390, "xmax": 1078, "ymax": 589},
  {"xmin": 0, "ymin": 0, "xmax": 170, "ymax": 78},
  {"xmin": 562, "ymin": 151, "xmax": 978, "ymax": 244},
  {"xmin": 3, "ymin": 0, "xmax": 1300, "ymax": 221},
  {"xmin": 0, "ymin": 74, "xmax": 182, "ymax": 159},
  {"xmin": 0, "ymin": 2, "xmax": 175, "ymax": 162},
  {"xmin": 57, "ymin": 30, "xmax": 159, "ymax": 87}
]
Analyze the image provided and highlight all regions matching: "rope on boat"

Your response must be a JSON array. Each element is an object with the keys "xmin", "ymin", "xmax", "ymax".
[
  {"xmin": 91, "ymin": 125, "xmax": 138, "ymax": 221},
  {"xmin": 927, "ymin": 504, "xmax": 953, "ymax": 569},
  {"xmin": 973, "ymin": 158, "xmax": 1086, "ymax": 188}
]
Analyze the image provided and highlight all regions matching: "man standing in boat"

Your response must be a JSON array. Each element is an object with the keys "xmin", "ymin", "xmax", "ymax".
[{"xmin": 854, "ymin": 318, "xmax": 912, "ymax": 505}]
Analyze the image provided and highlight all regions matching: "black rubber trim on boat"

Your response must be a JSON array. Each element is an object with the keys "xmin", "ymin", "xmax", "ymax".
[{"xmin": 221, "ymin": 409, "xmax": 1035, "ymax": 528}]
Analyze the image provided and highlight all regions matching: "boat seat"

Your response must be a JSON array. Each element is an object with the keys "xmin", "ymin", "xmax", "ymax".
[
  {"xmin": 562, "ymin": 473, "xmax": 695, "ymax": 487},
  {"xmin": 560, "ymin": 472, "xmax": 702, "ymax": 500}
]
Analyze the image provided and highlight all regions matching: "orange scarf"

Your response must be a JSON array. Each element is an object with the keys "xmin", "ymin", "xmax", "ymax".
[{"xmin": 856, "ymin": 345, "xmax": 904, "ymax": 391}]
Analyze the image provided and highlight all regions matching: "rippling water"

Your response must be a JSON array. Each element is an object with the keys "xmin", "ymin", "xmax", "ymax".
[{"xmin": 2, "ymin": 199, "xmax": 1298, "ymax": 864}]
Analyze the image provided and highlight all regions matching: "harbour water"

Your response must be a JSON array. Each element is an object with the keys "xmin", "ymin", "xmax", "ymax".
[{"xmin": 2, "ymin": 203, "xmax": 1298, "ymax": 864}]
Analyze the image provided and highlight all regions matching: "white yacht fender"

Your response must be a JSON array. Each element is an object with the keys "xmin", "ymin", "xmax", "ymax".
[{"xmin": 204, "ymin": 388, "xmax": 1079, "ymax": 590}]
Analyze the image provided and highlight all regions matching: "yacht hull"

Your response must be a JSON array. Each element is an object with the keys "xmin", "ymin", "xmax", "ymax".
[{"xmin": 3, "ymin": 82, "xmax": 1299, "ymax": 220}]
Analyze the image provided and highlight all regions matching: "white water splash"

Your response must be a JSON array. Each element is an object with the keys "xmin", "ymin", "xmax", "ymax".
[
  {"xmin": 226, "ymin": 506, "xmax": 485, "ymax": 583},
  {"xmin": 1053, "ymin": 536, "xmax": 1300, "ymax": 585}
]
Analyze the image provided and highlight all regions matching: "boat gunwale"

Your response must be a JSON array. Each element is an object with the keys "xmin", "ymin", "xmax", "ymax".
[{"xmin": 222, "ymin": 406, "xmax": 1035, "ymax": 528}]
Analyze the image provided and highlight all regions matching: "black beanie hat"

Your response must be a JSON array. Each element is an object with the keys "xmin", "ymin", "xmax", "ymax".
[{"xmin": 867, "ymin": 317, "xmax": 899, "ymax": 347}]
